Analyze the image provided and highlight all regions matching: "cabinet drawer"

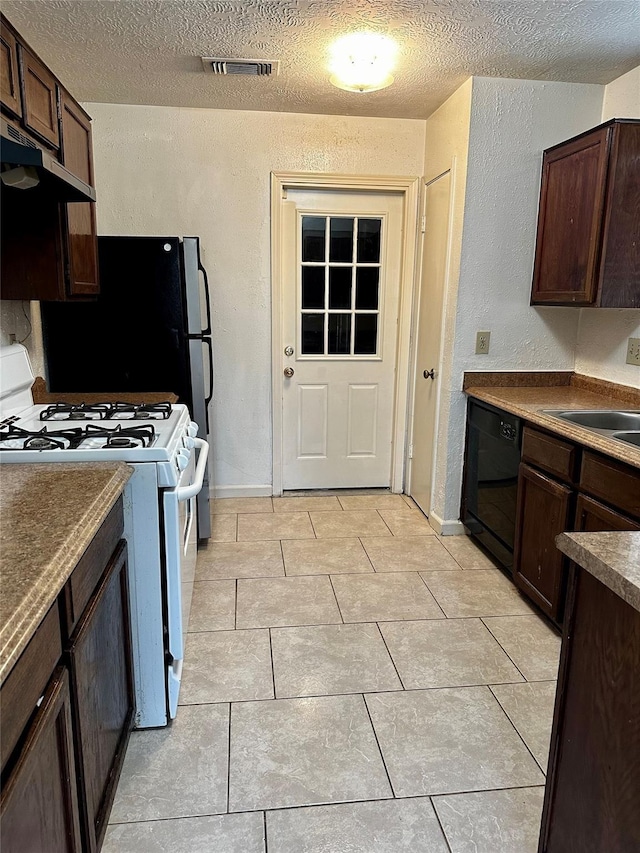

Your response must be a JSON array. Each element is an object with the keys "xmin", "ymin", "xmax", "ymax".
[
  {"xmin": 0, "ymin": 604, "xmax": 61, "ymax": 770},
  {"xmin": 522, "ymin": 426, "xmax": 577, "ymax": 482},
  {"xmin": 580, "ymin": 452, "xmax": 640, "ymax": 520},
  {"xmin": 61, "ymin": 497, "xmax": 124, "ymax": 637}
]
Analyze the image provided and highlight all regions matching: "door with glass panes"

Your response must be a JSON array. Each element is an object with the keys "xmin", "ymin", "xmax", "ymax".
[{"xmin": 282, "ymin": 189, "xmax": 404, "ymax": 489}]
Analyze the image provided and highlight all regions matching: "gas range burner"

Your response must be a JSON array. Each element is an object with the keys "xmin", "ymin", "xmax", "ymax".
[
  {"xmin": 0, "ymin": 424, "xmax": 84, "ymax": 450},
  {"xmin": 0, "ymin": 423, "xmax": 156, "ymax": 450},
  {"xmin": 79, "ymin": 423, "xmax": 157, "ymax": 449},
  {"xmin": 39, "ymin": 401, "xmax": 172, "ymax": 421}
]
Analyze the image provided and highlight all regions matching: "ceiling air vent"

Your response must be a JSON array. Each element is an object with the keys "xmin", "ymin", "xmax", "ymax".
[{"xmin": 201, "ymin": 57, "xmax": 280, "ymax": 77}]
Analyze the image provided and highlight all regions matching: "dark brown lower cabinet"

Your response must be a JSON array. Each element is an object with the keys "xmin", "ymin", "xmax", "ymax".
[
  {"xmin": 0, "ymin": 496, "xmax": 134, "ymax": 853},
  {"xmin": 513, "ymin": 462, "xmax": 572, "ymax": 623},
  {"xmin": 0, "ymin": 667, "xmax": 82, "ymax": 853},
  {"xmin": 539, "ymin": 566, "xmax": 640, "ymax": 852},
  {"xmin": 67, "ymin": 540, "xmax": 134, "ymax": 853}
]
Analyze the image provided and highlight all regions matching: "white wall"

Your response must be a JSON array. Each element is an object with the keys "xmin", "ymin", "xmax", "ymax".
[
  {"xmin": 0, "ymin": 301, "xmax": 45, "ymax": 376},
  {"xmin": 574, "ymin": 65, "xmax": 640, "ymax": 388},
  {"xmin": 601, "ymin": 65, "xmax": 640, "ymax": 120},
  {"xmin": 433, "ymin": 76, "xmax": 604, "ymax": 524},
  {"xmin": 421, "ymin": 79, "xmax": 472, "ymax": 529},
  {"xmin": 87, "ymin": 104, "xmax": 425, "ymax": 492}
]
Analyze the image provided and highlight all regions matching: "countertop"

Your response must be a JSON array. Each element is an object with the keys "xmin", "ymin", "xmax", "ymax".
[
  {"xmin": 0, "ymin": 462, "xmax": 132, "ymax": 686},
  {"xmin": 464, "ymin": 383, "xmax": 640, "ymax": 470},
  {"xmin": 556, "ymin": 531, "xmax": 640, "ymax": 613}
]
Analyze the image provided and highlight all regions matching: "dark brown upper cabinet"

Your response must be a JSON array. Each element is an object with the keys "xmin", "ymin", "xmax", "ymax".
[
  {"xmin": 0, "ymin": 13, "xmax": 99, "ymax": 300},
  {"xmin": 59, "ymin": 89, "xmax": 99, "ymax": 296},
  {"xmin": 18, "ymin": 44, "xmax": 59, "ymax": 149},
  {"xmin": 0, "ymin": 22, "xmax": 21, "ymax": 118},
  {"xmin": 531, "ymin": 119, "xmax": 640, "ymax": 308}
]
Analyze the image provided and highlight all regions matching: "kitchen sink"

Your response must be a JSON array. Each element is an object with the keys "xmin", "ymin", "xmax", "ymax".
[
  {"xmin": 543, "ymin": 409, "xmax": 640, "ymax": 452},
  {"xmin": 612, "ymin": 431, "xmax": 640, "ymax": 447},
  {"xmin": 546, "ymin": 410, "xmax": 640, "ymax": 431}
]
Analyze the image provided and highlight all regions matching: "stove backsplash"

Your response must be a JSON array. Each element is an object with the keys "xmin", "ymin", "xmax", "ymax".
[{"xmin": 0, "ymin": 300, "xmax": 45, "ymax": 378}]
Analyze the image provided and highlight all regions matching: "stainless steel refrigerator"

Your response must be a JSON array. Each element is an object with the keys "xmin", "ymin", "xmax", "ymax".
[{"xmin": 41, "ymin": 235, "xmax": 213, "ymax": 540}]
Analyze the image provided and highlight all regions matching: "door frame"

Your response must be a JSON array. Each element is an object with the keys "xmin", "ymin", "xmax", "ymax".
[{"xmin": 271, "ymin": 171, "xmax": 420, "ymax": 496}]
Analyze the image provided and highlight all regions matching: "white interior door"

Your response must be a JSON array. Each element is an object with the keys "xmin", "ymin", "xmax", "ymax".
[
  {"xmin": 409, "ymin": 171, "xmax": 453, "ymax": 515},
  {"xmin": 281, "ymin": 189, "xmax": 404, "ymax": 490}
]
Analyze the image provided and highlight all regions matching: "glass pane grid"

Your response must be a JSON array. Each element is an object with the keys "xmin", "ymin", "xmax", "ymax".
[{"xmin": 300, "ymin": 214, "xmax": 382, "ymax": 357}]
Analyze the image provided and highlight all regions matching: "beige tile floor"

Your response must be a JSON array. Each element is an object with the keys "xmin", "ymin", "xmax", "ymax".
[{"xmin": 104, "ymin": 494, "xmax": 562, "ymax": 853}]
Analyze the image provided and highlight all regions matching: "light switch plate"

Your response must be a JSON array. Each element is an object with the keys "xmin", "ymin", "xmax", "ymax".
[
  {"xmin": 475, "ymin": 331, "xmax": 491, "ymax": 355},
  {"xmin": 626, "ymin": 337, "xmax": 640, "ymax": 366}
]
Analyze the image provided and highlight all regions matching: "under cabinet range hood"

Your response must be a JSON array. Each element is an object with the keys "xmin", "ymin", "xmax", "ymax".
[{"xmin": 0, "ymin": 118, "xmax": 96, "ymax": 203}]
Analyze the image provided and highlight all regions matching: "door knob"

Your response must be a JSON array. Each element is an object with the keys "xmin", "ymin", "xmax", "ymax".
[
  {"xmin": 423, "ymin": 368, "xmax": 435, "ymax": 380},
  {"xmin": 284, "ymin": 367, "xmax": 295, "ymax": 378}
]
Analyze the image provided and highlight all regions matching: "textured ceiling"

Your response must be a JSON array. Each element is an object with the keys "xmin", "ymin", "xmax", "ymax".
[{"xmin": 3, "ymin": 0, "xmax": 639, "ymax": 119}]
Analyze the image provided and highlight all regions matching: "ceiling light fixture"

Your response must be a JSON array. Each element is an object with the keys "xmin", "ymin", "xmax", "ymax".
[{"xmin": 328, "ymin": 32, "xmax": 397, "ymax": 93}]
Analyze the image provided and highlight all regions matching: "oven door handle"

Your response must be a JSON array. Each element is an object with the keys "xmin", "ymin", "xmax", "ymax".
[{"xmin": 176, "ymin": 438, "xmax": 210, "ymax": 502}]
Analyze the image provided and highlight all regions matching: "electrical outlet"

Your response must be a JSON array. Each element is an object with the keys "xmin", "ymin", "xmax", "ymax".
[
  {"xmin": 475, "ymin": 331, "xmax": 491, "ymax": 355},
  {"xmin": 626, "ymin": 337, "xmax": 640, "ymax": 366}
]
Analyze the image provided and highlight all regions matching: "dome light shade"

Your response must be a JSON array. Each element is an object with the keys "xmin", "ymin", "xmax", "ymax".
[{"xmin": 328, "ymin": 32, "xmax": 397, "ymax": 93}]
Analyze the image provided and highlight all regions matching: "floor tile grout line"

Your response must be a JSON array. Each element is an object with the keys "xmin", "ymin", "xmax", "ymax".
[
  {"xmin": 279, "ymin": 539, "xmax": 286, "ymax": 576},
  {"xmin": 328, "ymin": 574, "xmax": 346, "ymax": 624},
  {"xmin": 480, "ymin": 616, "xmax": 560, "ymax": 682},
  {"xmin": 486, "ymin": 684, "xmax": 549, "ymax": 776},
  {"xmin": 226, "ymin": 702, "xmax": 232, "ymax": 814},
  {"xmin": 375, "ymin": 507, "xmax": 395, "ymax": 536},
  {"xmin": 307, "ymin": 512, "xmax": 319, "ymax": 539},
  {"xmin": 268, "ymin": 627, "xmax": 277, "ymax": 699},
  {"xmin": 477, "ymin": 618, "xmax": 530, "ymax": 682},
  {"xmin": 106, "ymin": 783, "xmax": 549, "ymax": 827},
  {"xmin": 358, "ymin": 536, "xmax": 377, "ymax": 572},
  {"xmin": 429, "ymin": 796, "xmax": 454, "ymax": 853},
  {"xmin": 263, "ymin": 810, "xmax": 268, "ymax": 853},
  {"xmin": 234, "ymin": 579, "xmax": 238, "ymax": 629},
  {"xmin": 416, "ymin": 572, "xmax": 448, "ymax": 619},
  {"xmin": 362, "ymin": 692, "xmax": 396, "ymax": 799},
  {"xmin": 375, "ymin": 621, "xmax": 406, "ymax": 690},
  {"xmin": 178, "ymin": 674, "xmax": 551, "ymax": 709}
]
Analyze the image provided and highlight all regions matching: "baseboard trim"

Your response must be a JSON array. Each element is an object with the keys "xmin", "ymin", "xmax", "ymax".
[
  {"xmin": 428, "ymin": 510, "xmax": 466, "ymax": 536},
  {"xmin": 212, "ymin": 485, "xmax": 273, "ymax": 498}
]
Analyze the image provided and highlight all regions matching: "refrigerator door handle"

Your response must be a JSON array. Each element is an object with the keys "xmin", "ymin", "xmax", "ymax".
[
  {"xmin": 199, "ymin": 260, "xmax": 212, "ymax": 337},
  {"xmin": 204, "ymin": 336, "xmax": 214, "ymax": 408}
]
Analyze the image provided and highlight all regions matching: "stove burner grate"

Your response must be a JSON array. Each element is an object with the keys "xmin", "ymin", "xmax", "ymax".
[
  {"xmin": 0, "ymin": 422, "xmax": 156, "ymax": 450},
  {"xmin": 0, "ymin": 425, "xmax": 84, "ymax": 450},
  {"xmin": 40, "ymin": 401, "xmax": 172, "ymax": 421}
]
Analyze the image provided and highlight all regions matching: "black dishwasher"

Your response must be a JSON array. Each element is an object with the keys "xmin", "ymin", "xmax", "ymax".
[{"xmin": 461, "ymin": 399, "xmax": 523, "ymax": 571}]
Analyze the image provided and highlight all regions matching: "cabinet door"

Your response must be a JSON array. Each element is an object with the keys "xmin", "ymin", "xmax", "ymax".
[
  {"xmin": 59, "ymin": 90, "xmax": 99, "ymax": 297},
  {"xmin": 575, "ymin": 493, "xmax": 640, "ymax": 533},
  {"xmin": 19, "ymin": 44, "xmax": 59, "ymax": 148},
  {"xmin": 0, "ymin": 189, "xmax": 66, "ymax": 300},
  {"xmin": 0, "ymin": 23, "xmax": 21, "ymax": 117},
  {"xmin": 531, "ymin": 126, "xmax": 610, "ymax": 305},
  {"xmin": 0, "ymin": 667, "xmax": 82, "ymax": 853},
  {"xmin": 68, "ymin": 540, "xmax": 134, "ymax": 853},
  {"xmin": 541, "ymin": 567, "xmax": 640, "ymax": 852},
  {"xmin": 513, "ymin": 463, "xmax": 572, "ymax": 622}
]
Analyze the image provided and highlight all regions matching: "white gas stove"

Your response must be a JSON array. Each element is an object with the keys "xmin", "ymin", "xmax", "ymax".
[{"xmin": 0, "ymin": 345, "xmax": 210, "ymax": 727}]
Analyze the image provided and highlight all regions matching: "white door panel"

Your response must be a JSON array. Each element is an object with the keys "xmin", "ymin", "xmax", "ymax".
[
  {"xmin": 409, "ymin": 171, "xmax": 453, "ymax": 516},
  {"xmin": 282, "ymin": 188, "xmax": 403, "ymax": 490}
]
